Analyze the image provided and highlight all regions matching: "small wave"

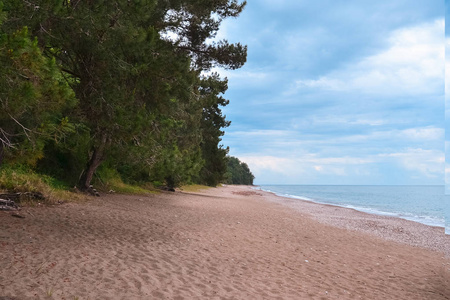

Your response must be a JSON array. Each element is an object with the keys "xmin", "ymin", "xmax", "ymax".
[
  {"xmin": 258, "ymin": 186, "xmax": 445, "ymax": 228},
  {"xmin": 257, "ymin": 187, "xmax": 316, "ymax": 201},
  {"xmin": 344, "ymin": 205, "xmax": 444, "ymax": 227},
  {"xmin": 280, "ymin": 194, "xmax": 316, "ymax": 202}
]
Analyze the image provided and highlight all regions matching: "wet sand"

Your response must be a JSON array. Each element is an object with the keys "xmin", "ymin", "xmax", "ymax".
[{"xmin": 0, "ymin": 185, "xmax": 448, "ymax": 299}]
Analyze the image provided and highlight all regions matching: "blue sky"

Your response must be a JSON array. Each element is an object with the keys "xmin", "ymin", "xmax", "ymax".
[
  {"xmin": 446, "ymin": 0, "xmax": 450, "ymax": 194},
  {"xmin": 213, "ymin": 0, "xmax": 445, "ymax": 185},
  {"xmin": 445, "ymin": 0, "xmax": 450, "ymax": 231}
]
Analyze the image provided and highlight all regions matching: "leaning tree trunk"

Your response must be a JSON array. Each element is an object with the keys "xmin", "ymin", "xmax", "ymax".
[
  {"xmin": 78, "ymin": 134, "xmax": 108, "ymax": 191},
  {"xmin": 0, "ymin": 143, "xmax": 4, "ymax": 166}
]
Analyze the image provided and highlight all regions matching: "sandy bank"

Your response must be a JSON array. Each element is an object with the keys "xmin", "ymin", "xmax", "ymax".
[
  {"xmin": 0, "ymin": 185, "xmax": 448, "ymax": 299},
  {"xmin": 253, "ymin": 186, "xmax": 449, "ymax": 254}
]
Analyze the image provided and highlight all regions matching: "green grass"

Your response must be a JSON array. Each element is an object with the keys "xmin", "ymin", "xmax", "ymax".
[
  {"xmin": 1, "ymin": 165, "xmax": 218, "ymax": 207},
  {"xmin": 0, "ymin": 166, "xmax": 52, "ymax": 193},
  {"xmin": 98, "ymin": 178, "xmax": 156, "ymax": 195},
  {"xmin": 0, "ymin": 165, "xmax": 87, "ymax": 204},
  {"xmin": 180, "ymin": 184, "xmax": 212, "ymax": 192},
  {"xmin": 93, "ymin": 167, "xmax": 157, "ymax": 195}
]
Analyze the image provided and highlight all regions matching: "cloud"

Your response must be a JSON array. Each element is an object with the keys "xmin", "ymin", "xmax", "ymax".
[
  {"xmin": 400, "ymin": 127, "xmax": 444, "ymax": 140},
  {"xmin": 228, "ymin": 127, "xmax": 444, "ymax": 183},
  {"xmin": 446, "ymin": 37, "xmax": 450, "ymax": 95},
  {"xmin": 236, "ymin": 147, "xmax": 444, "ymax": 185},
  {"xmin": 210, "ymin": 67, "xmax": 272, "ymax": 89},
  {"xmin": 229, "ymin": 125, "xmax": 443, "ymax": 144},
  {"xmin": 238, "ymin": 155, "xmax": 303, "ymax": 175},
  {"xmin": 218, "ymin": 2, "xmax": 444, "ymax": 185},
  {"xmin": 225, "ymin": 125, "xmax": 443, "ymax": 164},
  {"xmin": 237, "ymin": 154, "xmax": 372, "ymax": 184},
  {"xmin": 335, "ymin": 127, "xmax": 444, "ymax": 144},
  {"xmin": 378, "ymin": 148, "xmax": 444, "ymax": 178},
  {"xmin": 290, "ymin": 19, "xmax": 444, "ymax": 96}
]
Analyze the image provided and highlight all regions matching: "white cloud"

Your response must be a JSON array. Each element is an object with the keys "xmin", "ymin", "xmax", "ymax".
[
  {"xmin": 400, "ymin": 127, "xmax": 444, "ymax": 140},
  {"xmin": 237, "ymin": 153, "xmax": 374, "ymax": 182},
  {"xmin": 290, "ymin": 19, "xmax": 444, "ymax": 96},
  {"xmin": 227, "ymin": 129, "xmax": 293, "ymax": 139},
  {"xmin": 208, "ymin": 67, "xmax": 271, "ymax": 89},
  {"xmin": 216, "ymin": 3, "xmax": 444, "ymax": 185},
  {"xmin": 378, "ymin": 148, "xmax": 444, "ymax": 178},
  {"xmin": 226, "ymin": 126, "xmax": 443, "ymax": 160},
  {"xmin": 331, "ymin": 127, "xmax": 445, "ymax": 144},
  {"xmin": 242, "ymin": 151, "xmax": 441, "ymax": 184},
  {"xmin": 233, "ymin": 144, "xmax": 443, "ymax": 184},
  {"xmin": 306, "ymin": 156, "xmax": 373, "ymax": 165},
  {"xmin": 236, "ymin": 155, "xmax": 306, "ymax": 177},
  {"xmin": 446, "ymin": 37, "xmax": 450, "ymax": 95},
  {"xmin": 290, "ymin": 115, "xmax": 395, "ymax": 130},
  {"xmin": 348, "ymin": 119, "xmax": 385, "ymax": 126}
]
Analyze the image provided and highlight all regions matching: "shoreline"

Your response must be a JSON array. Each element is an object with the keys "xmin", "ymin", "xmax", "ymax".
[
  {"xmin": 1, "ymin": 185, "xmax": 448, "ymax": 299},
  {"xmin": 249, "ymin": 185, "xmax": 448, "ymax": 255},
  {"xmin": 253, "ymin": 185, "xmax": 445, "ymax": 229},
  {"xmin": 255, "ymin": 186, "xmax": 445, "ymax": 229}
]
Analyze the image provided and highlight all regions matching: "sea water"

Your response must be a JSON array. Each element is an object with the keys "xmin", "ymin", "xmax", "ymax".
[{"xmin": 256, "ymin": 185, "xmax": 446, "ymax": 230}]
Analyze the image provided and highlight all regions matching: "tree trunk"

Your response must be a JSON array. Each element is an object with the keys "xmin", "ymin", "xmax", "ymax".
[
  {"xmin": 0, "ymin": 143, "xmax": 4, "ymax": 166},
  {"xmin": 78, "ymin": 134, "xmax": 108, "ymax": 191}
]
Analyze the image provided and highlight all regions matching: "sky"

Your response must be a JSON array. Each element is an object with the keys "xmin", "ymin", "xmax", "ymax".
[
  {"xmin": 446, "ymin": 0, "xmax": 450, "ymax": 194},
  {"xmin": 212, "ymin": 0, "xmax": 445, "ymax": 185},
  {"xmin": 445, "ymin": 0, "xmax": 450, "ymax": 230}
]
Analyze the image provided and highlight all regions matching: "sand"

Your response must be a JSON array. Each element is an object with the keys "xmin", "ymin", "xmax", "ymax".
[{"xmin": 0, "ymin": 185, "xmax": 448, "ymax": 299}]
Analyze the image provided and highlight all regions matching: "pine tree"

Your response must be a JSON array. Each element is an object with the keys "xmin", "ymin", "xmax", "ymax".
[
  {"xmin": 2, "ymin": 0, "xmax": 247, "ymax": 189},
  {"xmin": 0, "ymin": 20, "xmax": 76, "ymax": 166}
]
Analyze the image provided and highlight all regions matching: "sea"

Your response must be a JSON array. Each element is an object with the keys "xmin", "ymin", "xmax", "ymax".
[{"xmin": 255, "ymin": 185, "xmax": 447, "ymax": 232}]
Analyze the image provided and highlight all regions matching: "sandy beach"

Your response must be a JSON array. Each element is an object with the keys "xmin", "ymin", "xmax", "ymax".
[{"xmin": 1, "ymin": 185, "xmax": 448, "ymax": 299}]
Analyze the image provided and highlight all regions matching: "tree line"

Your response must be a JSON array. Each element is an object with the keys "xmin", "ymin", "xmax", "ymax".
[
  {"xmin": 0, "ymin": 0, "xmax": 253, "ymax": 191},
  {"xmin": 225, "ymin": 156, "xmax": 254, "ymax": 185}
]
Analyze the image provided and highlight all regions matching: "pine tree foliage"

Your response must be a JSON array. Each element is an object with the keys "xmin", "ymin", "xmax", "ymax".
[
  {"xmin": 0, "ymin": 22, "xmax": 76, "ymax": 166},
  {"xmin": 225, "ymin": 156, "xmax": 255, "ymax": 185},
  {"xmin": 0, "ymin": 0, "xmax": 253, "ymax": 191},
  {"xmin": 197, "ymin": 73, "xmax": 230, "ymax": 186}
]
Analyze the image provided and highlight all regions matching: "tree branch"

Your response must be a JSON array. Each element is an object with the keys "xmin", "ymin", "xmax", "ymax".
[
  {"xmin": 61, "ymin": 67, "xmax": 81, "ymax": 78},
  {"xmin": 0, "ymin": 128, "xmax": 16, "ymax": 149},
  {"xmin": 8, "ymin": 114, "xmax": 33, "ymax": 142}
]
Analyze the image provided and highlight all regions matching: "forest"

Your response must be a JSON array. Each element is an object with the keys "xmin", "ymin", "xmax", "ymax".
[{"xmin": 0, "ymin": 0, "xmax": 254, "ymax": 197}]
